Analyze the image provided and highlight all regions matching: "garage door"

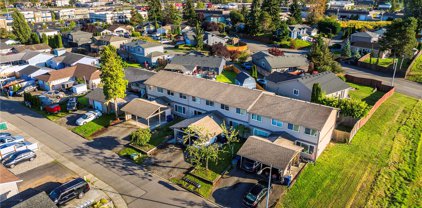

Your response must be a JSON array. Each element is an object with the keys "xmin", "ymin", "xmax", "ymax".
[{"xmin": 93, "ymin": 101, "xmax": 103, "ymax": 112}]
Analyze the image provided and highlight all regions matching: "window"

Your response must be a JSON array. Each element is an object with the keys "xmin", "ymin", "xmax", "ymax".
[
  {"xmin": 305, "ymin": 128, "xmax": 318, "ymax": 137},
  {"xmin": 174, "ymin": 104, "xmax": 185, "ymax": 114},
  {"xmin": 220, "ymin": 104, "xmax": 229, "ymax": 111},
  {"xmin": 192, "ymin": 96, "xmax": 200, "ymax": 103},
  {"xmin": 288, "ymin": 123, "xmax": 300, "ymax": 132},
  {"xmin": 206, "ymin": 100, "xmax": 214, "ymax": 107},
  {"xmin": 253, "ymin": 128, "xmax": 270, "ymax": 137},
  {"xmin": 194, "ymin": 110, "xmax": 203, "ymax": 115},
  {"xmin": 271, "ymin": 119, "xmax": 283, "ymax": 127},
  {"xmin": 295, "ymin": 141, "xmax": 315, "ymax": 154},
  {"xmin": 251, "ymin": 114, "xmax": 262, "ymax": 122},
  {"xmin": 236, "ymin": 108, "xmax": 246, "ymax": 115},
  {"xmin": 167, "ymin": 90, "xmax": 174, "ymax": 96},
  {"xmin": 229, "ymin": 121, "xmax": 239, "ymax": 127},
  {"xmin": 157, "ymin": 87, "xmax": 163, "ymax": 93},
  {"xmin": 179, "ymin": 93, "xmax": 187, "ymax": 99},
  {"xmin": 293, "ymin": 89, "xmax": 299, "ymax": 96}
]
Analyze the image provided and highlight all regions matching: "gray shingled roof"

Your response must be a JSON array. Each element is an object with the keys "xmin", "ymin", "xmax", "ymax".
[
  {"xmin": 167, "ymin": 54, "xmax": 224, "ymax": 70},
  {"xmin": 237, "ymin": 136, "xmax": 303, "ymax": 170},
  {"xmin": 124, "ymin": 40, "xmax": 162, "ymax": 48},
  {"xmin": 18, "ymin": 65, "xmax": 41, "ymax": 76},
  {"xmin": 121, "ymin": 98, "xmax": 167, "ymax": 119},
  {"xmin": 6, "ymin": 191, "xmax": 58, "ymax": 208},
  {"xmin": 124, "ymin": 67, "xmax": 156, "ymax": 83},
  {"xmin": 252, "ymin": 51, "xmax": 309, "ymax": 68},
  {"xmin": 351, "ymin": 31, "xmax": 379, "ymax": 39},
  {"xmin": 297, "ymin": 71, "xmax": 351, "ymax": 95},
  {"xmin": 266, "ymin": 72, "xmax": 300, "ymax": 83},
  {"xmin": 85, "ymin": 88, "xmax": 107, "ymax": 102},
  {"xmin": 61, "ymin": 52, "xmax": 88, "ymax": 65}
]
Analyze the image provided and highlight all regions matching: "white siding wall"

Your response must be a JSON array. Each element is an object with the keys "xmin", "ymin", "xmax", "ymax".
[{"xmin": 74, "ymin": 57, "xmax": 98, "ymax": 66}]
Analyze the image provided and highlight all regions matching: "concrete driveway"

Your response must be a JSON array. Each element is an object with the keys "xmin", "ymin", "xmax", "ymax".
[{"xmin": 55, "ymin": 109, "xmax": 88, "ymax": 129}]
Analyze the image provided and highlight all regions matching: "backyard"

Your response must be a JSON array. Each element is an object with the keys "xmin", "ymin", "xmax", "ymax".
[
  {"xmin": 215, "ymin": 70, "xmax": 237, "ymax": 84},
  {"xmin": 278, "ymin": 39, "xmax": 312, "ymax": 49},
  {"xmin": 72, "ymin": 114, "xmax": 115, "ymax": 139},
  {"xmin": 278, "ymin": 93, "xmax": 422, "ymax": 208},
  {"xmin": 362, "ymin": 57, "xmax": 394, "ymax": 67},
  {"xmin": 347, "ymin": 82, "xmax": 385, "ymax": 106},
  {"xmin": 406, "ymin": 54, "xmax": 422, "ymax": 83}
]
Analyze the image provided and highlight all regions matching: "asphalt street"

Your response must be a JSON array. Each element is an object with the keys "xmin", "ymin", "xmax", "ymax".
[{"xmin": 0, "ymin": 97, "xmax": 217, "ymax": 208}]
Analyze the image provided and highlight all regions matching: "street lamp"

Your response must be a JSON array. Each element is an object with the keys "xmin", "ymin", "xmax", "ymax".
[{"xmin": 257, "ymin": 165, "xmax": 272, "ymax": 208}]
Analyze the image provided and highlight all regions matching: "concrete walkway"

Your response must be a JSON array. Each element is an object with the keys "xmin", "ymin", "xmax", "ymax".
[{"xmin": 0, "ymin": 97, "xmax": 217, "ymax": 208}]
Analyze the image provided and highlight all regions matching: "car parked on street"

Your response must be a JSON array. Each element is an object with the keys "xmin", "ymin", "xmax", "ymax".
[
  {"xmin": 67, "ymin": 97, "xmax": 78, "ymax": 111},
  {"xmin": 0, "ymin": 135, "xmax": 24, "ymax": 145},
  {"xmin": 49, "ymin": 177, "xmax": 90, "ymax": 205},
  {"xmin": 45, "ymin": 104, "xmax": 61, "ymax": 114},
  {"xmin": 242, "ymin": 181, "xmax": 270, "ymax": 208},
  {"xmin": 2, "ymin": 149, "xmax": 37, "ymax": 168},
  {"xmin": 15, "ymin": 85, "xmax": 37, "ymax": 96},
  {"xmin": 241, "ymin": 158, "xmax": 261, "ymax": 173},
  {"xmin": 75, "ymin": 110, "xmax": 102, "ymax": 126},
  {"xmin": 43, "ymin": 90, "xmax": 65, "ymax": 99}
]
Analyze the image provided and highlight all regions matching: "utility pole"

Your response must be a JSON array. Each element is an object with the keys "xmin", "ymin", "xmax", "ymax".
[{"xmin": 391, "ymin": 55, "xmax": 398, "ymax": 86}]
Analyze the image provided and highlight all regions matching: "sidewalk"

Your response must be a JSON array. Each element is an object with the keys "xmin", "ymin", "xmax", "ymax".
[{"xmin": 3, "ymin": 121, "xmax": 127, "ymax": 208}]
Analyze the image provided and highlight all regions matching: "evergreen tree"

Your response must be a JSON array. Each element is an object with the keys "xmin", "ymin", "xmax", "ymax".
[
  {"xmin": 229, "ymin": 10, "xmax": 245, "ymax": 25},
  {"xmin": 311, "ymin": 83, "xmax": 323, "ymax": 103},
  {"xmin": 289, "ymin": 0, "xmax": 302, "ymax": 24},
  {"xmin": 342, "ymin": 38, "xmax": 352, "ymax": 58},
  {"xmin": 130, "ymin": 9, "xmax": 144, "ymax": 26},
  {"xmin": 259, "ymin": 11, "xmax": 272, "ymax": 32},
  {"xmin": 404, "ymin": 0, "xmax": 422, "ymax": 30},
  {"xmin": 147, "ymin": 0, "xmax": 162, "ymax": 29},
  {"xmin": 275, "ymin": 20, "xmax": 289, "ymax": 41},
  {"xmin": 308, "ymin": 37, "xmax": 342, "ymax": 73},
  {"xmin": 11, "ymin": 10, "xmax": 32, "ymax": 44},
  {"xmin": 379, "ymin": 17, "xmax": 418, "ymax": 59},
  {"xmin": 195, "ymin": 21, "xmax": 204, "ymax": 50},
  {"xmin": 163, "ymin": 4, "xmax": 182, "ymax": 25},
  {"xmin": 183, "ymin": 0, "xmax": 197, "ymax": 26},
  {"xmin": 42, "ymin": 33, "xmax": 48, "ymax": 45},
  {"xmin": 262, "ymin": 0, "xmax": 281, "ymax": 30},
  {"xmin": 240, "ymin": 5, "xmax": 248, "ymax": 18},
  {"xmin": 56, "ymin": 34, "xmax": 63, "ymax": 48},
  {"xmin": 246, "ymin": 0, "xmax": 261, "ymax": 35},
  {"xmin": 99, "ymin": 45, "xmax": 128, "ymax": 119},
  {"xmin": 48, "ymin": 36, "xmax": 56, "ymax": 48},
  {"xmin": 30, "ymin": 33, "xmax": 40, "ymax": 44}
]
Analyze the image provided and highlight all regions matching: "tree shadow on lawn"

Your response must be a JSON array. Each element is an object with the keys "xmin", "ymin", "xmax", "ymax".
[{"xmin": 363, "ymin": 91, "xmax": 386, "ymax": 106}]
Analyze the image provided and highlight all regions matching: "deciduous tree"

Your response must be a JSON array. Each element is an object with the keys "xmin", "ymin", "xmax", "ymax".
[
  {"xmin": 99, "ymin": 45, "xmax": 128, "ymax": 119},
  {"xmin": 221, "ymin": 122, "xmax": 239, "ymax": 157},
  {"xmin": 11, "ymin": 10, "xmax": 31, "ymax": 44},
  {"xmin": 289, "ymin": 0, "xmax": 302, "ymax": 24},
  {"xmin": 308, "ymin": 37, "xmax": 343, "ymax": 73},
  {"xmin": 210, "ymin": 43, "xmax": 230, "ymax": 58},
  {"xmin": 307, "ymin": 0, "xmax": 327, "ymax": 24},
  {"xmin": 317, "ymin": 17, "xmax": 341, "ymax": 37},
  {"xmin": 131, "ymin": 128, "xmax": 151, "ymax": 146},
  {"xmin": 130, "ymin": 9, "xmax": 144, "ymax": 26}
]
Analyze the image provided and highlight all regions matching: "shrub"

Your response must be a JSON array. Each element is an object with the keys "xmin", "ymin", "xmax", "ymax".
[
  {"xmin": 319, "ymin": 97, "xmax": 370, "ymax": 119},
  {"xmin": 131, "ymin": 128, "xmax": 151, "ymax": 146}
]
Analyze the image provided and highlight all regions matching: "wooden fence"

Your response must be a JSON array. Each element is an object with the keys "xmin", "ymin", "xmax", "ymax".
[
  {"xmin": 357, "ymin": 53, "xmax": 406, "ymax": 77},
  {"xmin": 333, "ymin": 75, "xmax": 395, "ymax": 143}
]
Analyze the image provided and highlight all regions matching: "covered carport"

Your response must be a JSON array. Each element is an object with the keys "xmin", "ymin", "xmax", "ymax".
[
  {"xmin": 121, "ymin": 98, "xmax": 170, "ymax": 129},
  {"xmin": 237, "ymin": 135, "xmax": 303, "ymax": 181}
]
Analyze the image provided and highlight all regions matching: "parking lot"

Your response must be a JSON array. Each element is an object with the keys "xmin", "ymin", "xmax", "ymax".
[{"xmin": 1, "ymin": 122, "xmax": 113, "ymax": 208}]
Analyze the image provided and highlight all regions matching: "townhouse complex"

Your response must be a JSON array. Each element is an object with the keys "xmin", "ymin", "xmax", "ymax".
[{"xmin": 143, "ymin": 71, "xmax": 338, "ymax": 161}]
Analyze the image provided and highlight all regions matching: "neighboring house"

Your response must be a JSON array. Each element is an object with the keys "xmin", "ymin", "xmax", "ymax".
[
  {"xmin": 326, "ymin": 9, "xmax": 373, "ymax": 21},
  {"xmin": 12, "ymin": 43, "xmax": 51, "ymax": 53},
  {"xmin": 266, "ymin": 71, "xmax": 351, "ymax": 101},
  {"xmin": 144, "ymin": 71, "xmax": 338, "ymax": 161},
  {"xmin": 288, "ymin": 24, "xmax": 317, "ymax": 40},
  {"xmin": 36, "ymin": 28, "xmax": 59, "ymax": 38},
  {"xmin": 63, "ymin": 30, "xmax": 93, "ymax": 49},
  {"xmin": 119, "ymin": 40, "xmax": 167, "ymax": 66},
  {"xmin": 204, "ymin": 31, "xmax": 227, "ymax": 46},
  {"xmin": 104, "ymin": 24, "xmax": 132, "ymax": 35},
  {"xmin": 164, "ymin": 54, "xmax": 226, "ymax": 79},
  {"xmin": 328, "ymin": 1, "xmax": 354, "ymax": 9},
  {"xmin": 124, "ymin": 67, "xmax": 156, "ymax": 96},
  {"xmin": 46, "ymin": 52, "xmax": 98, "ymax": 69},
  {"xmin": 156, "ymin": 25, "xmax": 172, "ymax": 36},
  {"xmin": 0, "ymin": 44, "xmax": 14, "ymax": 55},
  {"xmin": 36, "ymin": 63, "xmax": 101, "ymax": 90},
  {"xmin": 195, "ymin": 9, "xmax": 230, "ymax": 23},
  {"xmin": 0, "ymin": 51, "xmax": 54, "ymax": 67},
  {"xmin": 141, "ymin": 22, "xmax": 157, "ymax": 34},
  {"xmin": 235, "ymin": 72, "xmax": 256, "ymax": 89},
  {"xmin": 252, "ymin": 51, "xmax": 309, "ymax": 76},
  {"xmin": 2, "ymin": 191, "xmax": 57, "ymax": 208},
  {"xmin": 16, "ymin": 65, "xmax": 52, "ymax": 79},
  {"xmin": 349, "ymin": 31, "xmax": 388, "ymax": 58},
  {"xmin": 91, "ymin": 35, "xmax": 130, "ymax": 53},
  {"xmin": 89, "ymin": 11, "xmax": 113, "ymax": 24},
  {"xmin": 85, "ymin": 88, "xmax": 126, "ymax": 114},
  {"xmin": 0, "ymin": 165, "xmax": 22, "ymax": 202},
  {"xmin": 183, "ymin": 30, "xmax": 197, "ymax": 46}
]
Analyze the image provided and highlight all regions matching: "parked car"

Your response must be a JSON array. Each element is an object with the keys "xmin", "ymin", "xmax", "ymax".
[
  {"xmin": 242, "ymin": 181, "xmax": 270, "ymax": 208},
  {"xmin": 39, "ymin": 95, "xmax": 53, "ymax": 107},
  {"xmin": 0, "ymin": 135, "xmax": 24, "ymax": 145},
  {"xmin": 242, "ymin": 62, "xmax": 253, "ymax": 70},
  {"xmin": 2, "ymin": 149, "xmax": 36, "ymax": 168},
  {"xmin": 49, "ymin": 177, "xmax": 90, "ymax": 205},
  {"xmin": 15, "ymin": 85, "xmax": 37, "ymax": 96},
  {"xmin": 75, "ymin": 110, "xmax": 102, "ymax": 126},
  {"xmin": 241, "ymin": 158, "xmax": 261, "ymax": 173},
  {"xmin": 67, "ymin": 97, "xmax": 78, "ymax": 111},
  {"xmin": 45, "ymin": 104, "xmax": 61, "ymax": 114},
  {"xmin": 0, "ymin": 132, "xmax": 12, "ymax": 137},
  {"xmin": 43, "ymin": 90, "xmax": 65, "ymax": 99}
]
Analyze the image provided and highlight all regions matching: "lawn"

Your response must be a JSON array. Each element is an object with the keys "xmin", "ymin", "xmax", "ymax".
[
  {"xmin": 362, "ymin": 57, "xmax": 394, "ymax": 67},
  {"xmin": 347, "ymin": 82, "xmax": 385, "ymax": 106},
  {"xmin": 170, "ymin": 175, "xmax": 214, "ymax": 198},
  {"xmin": 123, "ymin": 61, "xmax": 142, "ymax": 68},
  {"xmin": 215, "ymin": 70, "xmax": 237, "ymax": 84},
  {"xmin": 406, "ymin": 54, "xmax": 422, "ymax": 83},
  {"xmin": 278, "ymin": 93, "xmax": 421, "ymax": 208},
  {"xmin": 72, "ymin": 114, "xmax": 115, "ymax": 139},
  {"xmin": 118, "ymin": 147, "xmax": 147, "ymax": 164},
  {"xmin": 278, "ymin": 39, "xmax": 312, "ymax": 49}
]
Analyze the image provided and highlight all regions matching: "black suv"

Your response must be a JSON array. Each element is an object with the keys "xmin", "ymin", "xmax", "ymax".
[
  {"xmin": 49, "ymin": 178, "xmax": 90, "ymax": 205},
  {"xmin": 2, "ymin": 149, "xmax": 36, "ymax": 168}
]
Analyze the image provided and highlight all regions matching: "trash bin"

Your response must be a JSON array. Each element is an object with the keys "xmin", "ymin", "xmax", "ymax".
[{"xmin": 283, "ymin": 175, "xmax": 292, "ymax": 187}]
